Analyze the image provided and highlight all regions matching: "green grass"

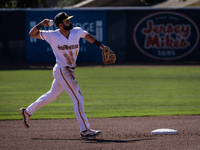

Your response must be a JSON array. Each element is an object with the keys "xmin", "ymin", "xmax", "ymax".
[{"xmin": 0, "ymin": 66, "xmax": 200, "ymax": 120}]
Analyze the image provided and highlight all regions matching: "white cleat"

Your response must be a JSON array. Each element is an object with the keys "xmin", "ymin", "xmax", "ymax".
[{"xmin": 80, "ymin": 129, "xmax": 101, "ymax": 139}]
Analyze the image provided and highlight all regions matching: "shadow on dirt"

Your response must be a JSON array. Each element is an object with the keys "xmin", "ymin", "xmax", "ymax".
[
  {"xmin": 31, "ymin": 137, "xmax": 155, "ymax": 143},
  {"xmin": 84, "ymin": 138, "xmax": 155, "ymax": 143}
]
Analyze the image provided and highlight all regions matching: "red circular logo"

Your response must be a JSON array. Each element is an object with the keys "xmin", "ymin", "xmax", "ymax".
[{"xmin": 133, "ymin": 12, "xmax": 199, "ymax": 60}]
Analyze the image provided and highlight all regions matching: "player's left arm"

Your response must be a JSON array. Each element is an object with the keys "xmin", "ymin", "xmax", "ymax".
[
  {"xmin": 84, "ymin": 34, "xmax": 105, "ymax": 50},
  {"xmin": 84, "ymin": 33, "xmax": 116, "ymax": 65}
]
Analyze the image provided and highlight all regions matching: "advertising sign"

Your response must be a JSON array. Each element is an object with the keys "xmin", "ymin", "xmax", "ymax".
[
  {"xmin": 133, "ymin": 11, "xmax": 199, "ymax": 60},
  {"xmin": 126, "ymin": 9, "xmax": 200, "ymax": 62},
  {"xmin": 26, "ymin": 10, "xmax": 107, "ymax": 63}
]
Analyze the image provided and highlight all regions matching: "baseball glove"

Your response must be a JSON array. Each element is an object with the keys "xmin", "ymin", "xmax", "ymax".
[{"xmin": 102, "ymin": 47, "xmax": 116, "ymax": 65}]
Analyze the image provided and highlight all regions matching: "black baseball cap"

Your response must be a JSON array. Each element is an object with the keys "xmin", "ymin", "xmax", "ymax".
[{"xmin": 54, "ymin": 12, "xmax": 74, "ymax": 27}]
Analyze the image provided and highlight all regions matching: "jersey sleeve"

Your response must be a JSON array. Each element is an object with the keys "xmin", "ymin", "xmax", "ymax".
[
  {"xmin": 76, "ymin": 27, "xmax": 89, "ymax": 38},
  {"xmin": 39, "ymin": 30, "xmax": 53, "ymax": 44}
]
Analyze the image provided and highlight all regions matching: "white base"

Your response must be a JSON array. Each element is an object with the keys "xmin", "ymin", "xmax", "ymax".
[{"xmin": 151, "ymin": 128, "xmax": 178, "ymax": 135}]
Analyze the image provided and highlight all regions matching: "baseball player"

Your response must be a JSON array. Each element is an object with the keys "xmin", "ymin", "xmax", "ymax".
[{"xmin": 20, "ymin": 12, "xmax": 110, "ymax": 139}]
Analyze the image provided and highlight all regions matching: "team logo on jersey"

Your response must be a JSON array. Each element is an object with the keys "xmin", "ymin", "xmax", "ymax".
[
  {"xmin": 133, "ymin": 12, "xmax": 199, "ymax": 60},
  {"xmin": 58, "ymin": 44, "xmax": 78, "ymax": 50}
]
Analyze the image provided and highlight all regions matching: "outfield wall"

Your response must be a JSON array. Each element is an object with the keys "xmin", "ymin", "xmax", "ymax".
[
  {"xmin": 0, "ymin": 8, "xmax": 200, "ymax": 63},
  {"xmin": 0, "ymin": 11, "xmax": 26, "ymax": 63}
]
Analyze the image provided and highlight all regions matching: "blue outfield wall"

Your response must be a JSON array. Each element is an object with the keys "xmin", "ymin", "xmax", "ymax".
[
  {"xmin": 0, "ymin": 8, "xmax": 200, "ymax": 63},
  {"xmin": 0, "ymin": 11, "xmax": 26, "ymax": 63},
  {"xmin": 125, "ymin": 8, "xmax": 200, "ymax": 62},
  {"xmin": 26, "ymin": 9, "xmax": 107, "ymax": 63}
]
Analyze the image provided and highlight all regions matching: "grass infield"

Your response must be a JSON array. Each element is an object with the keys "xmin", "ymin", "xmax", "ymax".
[{"xmin": 0, "ymin": 66, "xmax": 200, "ymax": 120}]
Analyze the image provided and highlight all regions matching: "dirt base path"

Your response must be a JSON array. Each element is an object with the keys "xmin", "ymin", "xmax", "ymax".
[{"xmin": 1, "ymin": 115, "xmax": 200, "ymax": 150}]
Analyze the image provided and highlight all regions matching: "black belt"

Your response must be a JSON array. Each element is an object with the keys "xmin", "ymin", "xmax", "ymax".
[{"xmin": 66, "ymin": 66, "xmax": 76, "ymax": 70}]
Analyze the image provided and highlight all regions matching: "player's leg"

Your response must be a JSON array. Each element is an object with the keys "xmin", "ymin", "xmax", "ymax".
[
  {"xmin": 56, "ymin": 67, "xmax": 90, "ymax": 132},
  {"xmin": 20, "ymin": 79, "xmax": 63, "ymax": 128},
  {"xmin": 56, "ymin": 67, "xmax": 101, "ymax": 138},
  {"xmin": 26, "ymin": 79, "xmax": 64, "ymax": 115}
]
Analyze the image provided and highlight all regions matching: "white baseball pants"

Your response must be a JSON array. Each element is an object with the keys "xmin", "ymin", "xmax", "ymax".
[{"xmin": 26, "ymin": 66, "xmax": 90, "ymax": 132}]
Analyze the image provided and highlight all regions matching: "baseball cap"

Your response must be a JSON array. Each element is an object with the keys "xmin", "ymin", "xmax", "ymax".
[{"xmin": 54, "ymin": 12, "xmax": 74, "ymax": 27}]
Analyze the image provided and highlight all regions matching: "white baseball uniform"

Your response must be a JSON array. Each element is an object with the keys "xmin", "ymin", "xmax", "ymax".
[{"xmin": 26, "ymin": 27, "xmax": 90, "ymax": 131}]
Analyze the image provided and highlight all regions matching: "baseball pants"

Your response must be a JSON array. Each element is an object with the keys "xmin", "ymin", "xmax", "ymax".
[{"xmin": 26, "ymin": 66, "xmax": 90, "ymax": 132}]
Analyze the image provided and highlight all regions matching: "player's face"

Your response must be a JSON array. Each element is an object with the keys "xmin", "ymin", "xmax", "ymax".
[{"xmin": 62, "ymin": 20, "xmax": 73, "ymax": 30}]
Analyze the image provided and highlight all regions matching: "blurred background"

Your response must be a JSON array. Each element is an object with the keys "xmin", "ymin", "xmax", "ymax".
[{"xmin": 0, "ymin": 0, "xmax": 200, "ymax": 68}]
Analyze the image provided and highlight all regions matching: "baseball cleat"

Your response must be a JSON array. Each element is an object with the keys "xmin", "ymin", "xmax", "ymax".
[
  {"xmin": 20, "ymin": 107, "xmax": 31, "ymax": 129},
  {"xmin": 80, "ymin": 129, "xmax": 101, "ymax": 139}
]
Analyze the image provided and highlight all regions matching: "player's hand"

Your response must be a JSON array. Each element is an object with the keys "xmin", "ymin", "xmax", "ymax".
[
  {"xmin": 101, "ymin": 46, "xmax": 116, "ymax": 65},
  {"xmin": 40, "ymin": 19, "xmax": 51, "ymax": 26},
  {"xmin": 100, "ymin": 45, "xmax": 109, "ymax": 51}
]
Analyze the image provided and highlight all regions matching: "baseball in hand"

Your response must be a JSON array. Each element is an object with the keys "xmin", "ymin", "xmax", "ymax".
[{"xmin": 48, "ymin": 20, "xmax": 54, "ymax": 26}]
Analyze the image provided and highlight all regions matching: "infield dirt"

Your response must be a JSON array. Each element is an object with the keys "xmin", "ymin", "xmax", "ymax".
[{"xmin": 0, "ymin": 115, "xmax": 200, "ymax": 150}]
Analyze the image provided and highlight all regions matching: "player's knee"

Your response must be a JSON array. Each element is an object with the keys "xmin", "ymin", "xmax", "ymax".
[
  {"xmin": 73, "ymin": 98, "xmax": 84, "ymax": 106},
  {"xmin": 47, "ymin": 90, "xmax": 62, "ymax": 100}
]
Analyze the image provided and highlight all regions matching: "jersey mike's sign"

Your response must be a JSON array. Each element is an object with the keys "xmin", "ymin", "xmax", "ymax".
[{"xmin": 133, "ymin": 12, "xmax": 199, "ymax": 60}]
